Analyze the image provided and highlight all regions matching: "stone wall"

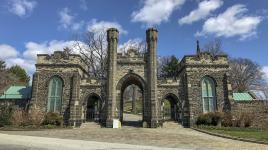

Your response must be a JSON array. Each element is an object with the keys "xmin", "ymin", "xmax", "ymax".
[{"xmin": 231, "ymin": 101, "xmax": 268, "ymax": 128}]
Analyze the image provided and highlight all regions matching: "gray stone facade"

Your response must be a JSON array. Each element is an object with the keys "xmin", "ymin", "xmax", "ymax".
[{"xmin": 30, "ymin": 28, "xmax": 232, "ymax": 128}]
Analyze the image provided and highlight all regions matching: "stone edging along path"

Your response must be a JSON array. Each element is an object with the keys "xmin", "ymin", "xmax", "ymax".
[{"xmin": 192, "ymin": 127, "xmax": 268, "ymax": 145}]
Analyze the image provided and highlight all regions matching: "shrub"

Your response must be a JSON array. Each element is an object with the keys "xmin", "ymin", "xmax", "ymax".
[
  {"xmin": 211, "ymin": 112, "xmax": 223, "ymax": 126},
  {"xmin": 0, "ymin": 106, "xmax": 12, "ymax": 127},
  {"xmin": 196, "ymin": 112, "xmax": 223, "ymax": 126},
  {"xmin": 28, "ymin": 109, "xmax": 45, "ymax": 127},
  {"xmin": 235, "ymin": 111, "xmax": 253, "ymax": 127},
  {"xmin": 196, "ymin": 113, "xmax": 211, "ymax": 125},
  {"xmin": 222, "ymin": 112, "xmax": 233, "ymax": 127},
  {"xmin": 43, "ymin": 124, "xmax": 57, "ymax": 129},
  {"xmin": 220, "ymin": 111, "xmax": 254, "ymax": 128},
  {"xmin": 10, "ymin": 109, "xmax": 29, "ymax": 127},
  {"xmin": 243, "ymin": 112, "xmax": 253, "ymax": 127},
  {"xmin": 43, "ymin": 112, "xmax": 63, "ymax": 126}
]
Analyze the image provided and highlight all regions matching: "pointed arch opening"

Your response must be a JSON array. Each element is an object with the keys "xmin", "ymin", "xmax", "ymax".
[
  {"xmin": 201, "ymin": 76, "xmax": 217, "ymax": 113},
  {"xmin": 47, "ymin": 76, "xmax": 63, "ymax": 113},
  {"xmin": 161, "ymin": 93, "xmax": 180, "ymax": 122},
  {"xmin": 85, "ymin": 93, "xmax": 102, "ymax": 122},
  {"xmin": 116, "ymin": 73, "xmax": 146, "ymax": 127}
]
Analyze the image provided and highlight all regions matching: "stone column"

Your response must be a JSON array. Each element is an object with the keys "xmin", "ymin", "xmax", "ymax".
[
  {"xmin": 29, "ymin": 73, "xmax": 40, "ymax": 110},
  {"xmin": 146, "ymin": 28, "xmax": 159, "ymax": 128},
  {"xmin": 106, "ymin": 28, "xmax": 119, "ymax": 127},
  {"xmin": 69, "ymin": 73, "xmax": 81, "ymax": 127},
  {"xmin": 131, "ymin": 85, "xmax": 136, "ymax": 113}
]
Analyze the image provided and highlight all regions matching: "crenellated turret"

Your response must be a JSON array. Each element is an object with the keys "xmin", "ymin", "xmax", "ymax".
[
  {"xmin": 106, "ymin": 28, "xmax": 119, "ymax": 127},
  {"xmin": 146, "ymin": 28, "xmax": 159, "ymax": 127}
]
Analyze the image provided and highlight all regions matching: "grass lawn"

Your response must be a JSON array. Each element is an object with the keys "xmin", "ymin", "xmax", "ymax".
[
  {"xmin": 197, "ymin": 126, "xmax": 268, "ymax": 142},
  {"xmin": 123, "ymin": 100, "xmax": 142, "ymax": 114}
]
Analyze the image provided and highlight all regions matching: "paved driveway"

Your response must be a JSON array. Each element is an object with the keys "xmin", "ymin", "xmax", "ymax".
[
  {"xmin": 0, "ymin": 123, "xmax": 267, "ymax": 150},
  {"xmin": 0, "ymin": 133, "xmax": 178, "ymax": 150}
]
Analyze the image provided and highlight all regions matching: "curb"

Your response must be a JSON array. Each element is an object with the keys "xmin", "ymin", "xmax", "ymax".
[
  {"xmin": 192, "ymin": 127, "xmax": 268, "ymax": 145},
  {"xmin": 0, "ymin": 127, "xmax": 71, "ymax": 131}
]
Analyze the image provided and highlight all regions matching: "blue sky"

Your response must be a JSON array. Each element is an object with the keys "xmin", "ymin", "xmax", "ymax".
[{"xmin": 0, "ymin": 0, "xmax": 268, "ymax": 78}]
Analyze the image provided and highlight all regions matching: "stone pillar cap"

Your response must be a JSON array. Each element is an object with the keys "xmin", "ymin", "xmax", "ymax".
[
  {"xmin": 146, "ymin": 27, "xmax": 158, "ymax": 32},
  {"xmin": 107, "ymin": 28, "xmax": 119, "ymax": 32}
]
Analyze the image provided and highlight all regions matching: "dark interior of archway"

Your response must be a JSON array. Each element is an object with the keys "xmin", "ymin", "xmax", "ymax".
[
  {"xmin": 163, "ymin": 95, "xmax": 178, "ymax": 121},
  {"xmin": 120, "ymin": 77, "xmax": 144, "ymax": 127},
  {"xmin": 86, "ymin": 95, "xmax": 100, "ymax": 122}
]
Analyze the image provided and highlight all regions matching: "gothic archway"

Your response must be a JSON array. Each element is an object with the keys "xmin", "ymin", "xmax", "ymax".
[
  {"xmin": 83, "ymin": 93, "xmax": 102, "ymax": 122},
  {"xmin": 116, "ymin": 73, "xmax": 146, "ymax": 127},
  {"xmin": 161, "ymin": 93, "xmax": 180, "ymax": 122}
]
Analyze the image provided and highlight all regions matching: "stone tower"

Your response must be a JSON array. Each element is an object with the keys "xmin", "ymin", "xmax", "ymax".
[
  {"xmin": 146, "ymin": 28, "xmax": 159, "ymax": 127},
  {"xmin": 106, "ymin": 28, "xmax": 119, "ymax": 127}
]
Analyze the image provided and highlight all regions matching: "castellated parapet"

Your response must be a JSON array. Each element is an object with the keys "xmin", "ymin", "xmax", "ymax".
[{"xmin": 36, "ymin": 51, "xmax": 88, "ymax": 78}]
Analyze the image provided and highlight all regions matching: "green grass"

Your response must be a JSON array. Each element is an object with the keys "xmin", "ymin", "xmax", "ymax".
[
  {"xmin": 198, "ymin": 126, "xmax": 268, "ymax": 141},
  {"xmin": 123, "ymin": 100, "xmax": 142, "ymax": 114}
]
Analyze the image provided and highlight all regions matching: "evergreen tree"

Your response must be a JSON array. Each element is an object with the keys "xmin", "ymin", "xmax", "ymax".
[
  {"xmin": 8, "ymin": 65, "xmax": 30, "ymax": 84},
  {"xmin": 161, "ymin": 55, "xmax": 179, "ymax": 78},
  {"xmin": 0, "ymin": 60, "xmax": 6, "ymax": 71}
]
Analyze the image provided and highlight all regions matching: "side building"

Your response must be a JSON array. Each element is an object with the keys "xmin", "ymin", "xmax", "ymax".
[
  {"xmin": 30, "ymin": 51, "xmax": 89, "ymax": 126},
  {"xmin": 177, "ymin": 45, "xmax": 232, "ymax": 126}
]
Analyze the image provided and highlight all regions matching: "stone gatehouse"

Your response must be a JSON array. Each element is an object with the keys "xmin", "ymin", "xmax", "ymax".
[{"xmin": 30, "ymin": 28, "xmax": 232, "ymax": 128}]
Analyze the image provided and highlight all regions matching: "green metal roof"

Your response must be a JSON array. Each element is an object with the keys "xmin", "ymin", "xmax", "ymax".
[
  {"xmin": 0, "ymin": 86, "xmax": 31, "ymax": 100},
  {"xmin": 233, "ymin": 93, "xmax": 253, "ymax": 101}
]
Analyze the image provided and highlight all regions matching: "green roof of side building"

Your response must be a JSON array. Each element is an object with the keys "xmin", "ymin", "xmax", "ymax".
[
  {"xmin": 233, "ymin": 93, "xmax": 253, "ymax": 101},
  {"xmin": 0, "ymin": 86, "xmax": 32, "ymax": 100}
]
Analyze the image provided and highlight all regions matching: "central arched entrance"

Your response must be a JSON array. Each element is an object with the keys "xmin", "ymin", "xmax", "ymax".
[{"xmin": 116, "ymin": 73, "xmax": 146, "ymax": 127}]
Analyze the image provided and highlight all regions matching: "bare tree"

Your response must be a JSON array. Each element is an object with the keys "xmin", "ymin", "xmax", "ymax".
[
  {"xmin": 202, "ymin": 39, "xmax": 226, "ymax": 56},
  {"xmin": 202, "ymin": 39, "xmax": 266, "ymax": 93},
  {"xmin": 229, "ymin": 58, "xmax": 265, "ymax": 92},
  {"xmin": 75, "ymin": 30, "xmax": 147, "ymax": 79},
  {"xmin": 75, "ymin": 30, "xmax": 107, "ymax": 78}
]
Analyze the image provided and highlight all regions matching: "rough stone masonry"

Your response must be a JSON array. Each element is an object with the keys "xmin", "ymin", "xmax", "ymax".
[{"xmin": 30, "ymin": 28, "xmax": 267, "ymax": 128}]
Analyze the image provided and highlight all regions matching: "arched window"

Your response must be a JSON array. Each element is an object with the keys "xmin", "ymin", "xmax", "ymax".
[
  {"xmin": 201, "ymin": 77, "xmax": 216, "ymax": 113},
  {"xmin": 47, "ymin": 77, "xmax": 63, "ymax": 112}
]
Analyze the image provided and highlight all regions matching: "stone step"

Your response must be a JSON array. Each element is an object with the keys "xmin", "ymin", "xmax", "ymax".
[
  {"xmin": 162, "ymin": 121, "xmax": 183, "ymax": 129},
  {"xmin": 80, "ymin": 122, "xmax": 101, "ymax": 129}
]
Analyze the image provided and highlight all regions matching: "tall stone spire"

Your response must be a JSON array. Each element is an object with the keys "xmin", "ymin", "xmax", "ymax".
[
  {"xmin": 146, "ymin": 28, "xmax": 159, "ymax": 128},
  {"xmin": 196, "ymin": 40, "xmax": 200, "ymax": 55},
  {"xmin": 106, "ymin": 28, "xmax": 119, "ymax": 127}
]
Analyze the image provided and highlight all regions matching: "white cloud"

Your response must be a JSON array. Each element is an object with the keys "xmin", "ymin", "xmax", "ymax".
[
  {"xmin": 131, "ymin": 0, "xmax": 185, "ymax": 26},
  {"xmin": 0, "ymin": 44, "xmax": 19, "ymax": 59},
  {"xmin": 5, "ymin": 58, "xmax": 36, "ymax": 74},
  {"xmin": 23, "ymin": 40, "xmax": 81, "ymax": 60},
  {"xmin": 118, "ymin": 38, "xmax": 144, "ymax": 53},
  {"xmin": 179, "ymin": 0, "xmax": 223, "ymax": 25},
  {"xmin": 1, "ymin": 40, "xmax": 85, "ymax": 76},
  {"xmin": 196, "ymin": 4, "xmax": 262, "ymax": 40},
  {"xmin": 58, "ymin": 7, "xmax": 84, "ymax": 31},
  {"xmin": 8, "ymin": 0, "xmax": 37, "ymax": 17},
  {"xmin": 87, "ymin": 19, "xmax": 127, "ymax": 34},
  {"xmin": 262, "ymin": 66, "xmax": 268, "ymax": 79}
]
